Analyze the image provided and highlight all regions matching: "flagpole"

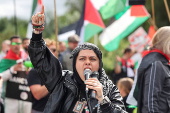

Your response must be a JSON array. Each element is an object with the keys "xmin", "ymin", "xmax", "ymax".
[
  {"xmin": 151, "ymin": 0, "xmax": 156, "ymax": 28},
  {"xmin": 163, "ymin": 0, "xmax": 170, "ymax": 22},
  {"xmin": 14, "ymin": 0, "xmax": 17, "ymax": 35},
  {"xmin": 54, "ymin": 0, "xmax": 59, "ymax": 57},
  {"xmin": 147, "ymin": 17, "xmax": 158, "ymax": 30}
]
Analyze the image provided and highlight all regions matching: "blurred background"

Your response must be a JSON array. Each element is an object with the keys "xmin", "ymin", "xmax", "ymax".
[{"xmin": 0, "ymin": 0, "xmax": 169, "ymax": 76}]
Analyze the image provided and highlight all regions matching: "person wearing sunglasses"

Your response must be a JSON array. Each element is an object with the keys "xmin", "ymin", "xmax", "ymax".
[
  {"xmin": 44, "ymin": 38, "xmax": 58, "ymax": 57},
  {"xmin": 27, "ymin": 38, "xmax": 59, "ymax": 113},
  {"xmin": 0, "ymin": 36, "xmax": 32, "ymax": 113}
]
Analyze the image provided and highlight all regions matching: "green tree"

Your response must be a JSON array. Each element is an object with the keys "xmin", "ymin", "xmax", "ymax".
[
  {"xmin": 0, "ymin": 17, "xmax": 28, "ymax": 50},
  {"xmin": 0, "ymin": 0, "xmax": 170, "ymax": 77}
]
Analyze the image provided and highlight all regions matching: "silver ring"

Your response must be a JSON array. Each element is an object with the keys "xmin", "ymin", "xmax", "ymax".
[
  {"xmin": 38, "ymin": 14, "xmax": 41, "ymax": 17},
  {"xmin": 93, "ymin": 83, "xmax": 97, "ymax": 87}
]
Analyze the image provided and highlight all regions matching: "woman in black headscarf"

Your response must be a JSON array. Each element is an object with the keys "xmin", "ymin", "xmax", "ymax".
[{"xmin": 28, "ymin": 5, "xmax": 126, "ymax": 113}]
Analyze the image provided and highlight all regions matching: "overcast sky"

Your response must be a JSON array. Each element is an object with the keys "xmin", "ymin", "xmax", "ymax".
[{"xmin": 0, "ymin": 0, "xmax": 68, "ymax": 20}]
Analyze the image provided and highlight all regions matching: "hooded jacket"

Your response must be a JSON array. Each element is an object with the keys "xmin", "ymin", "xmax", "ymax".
[
  {"xmin": 136, "ymin": 50, "xmax": 170, "ymax": 113},
  {"xmin": 28, "ymin": 33, "xmax": 127, "ymax": 113}
]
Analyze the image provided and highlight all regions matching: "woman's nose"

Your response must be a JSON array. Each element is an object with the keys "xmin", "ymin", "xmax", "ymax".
[{"xmin": 85, "ymin": 60, "xmax": 90, "ymax": 65}]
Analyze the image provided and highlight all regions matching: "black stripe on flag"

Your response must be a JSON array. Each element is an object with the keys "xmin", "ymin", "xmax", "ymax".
[{"xmin": 129, "ymin": 0, "xmax": 146, "ymax": 5}]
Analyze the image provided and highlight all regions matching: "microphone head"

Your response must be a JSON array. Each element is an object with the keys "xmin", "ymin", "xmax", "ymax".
[
  {"xmin": 91, "ymin": 71, "xmax": 99, "ymax": 79},
  {"xmin": 83, "ymin": 69, "xmax": 92, "ymax": 75}
]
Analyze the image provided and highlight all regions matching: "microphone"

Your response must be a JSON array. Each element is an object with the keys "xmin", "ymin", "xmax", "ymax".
[
  {"xmin": 89, "ymin": 71, "xmax": 99, "ymax": 99},
  {"xmin": 84, "ymin": 69, "xmax": 92, "ymax": 92}
]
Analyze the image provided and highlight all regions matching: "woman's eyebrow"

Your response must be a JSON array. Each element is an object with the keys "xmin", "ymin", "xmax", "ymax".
[
  {"xmin": 79, "ymin": 56, "xmax": 86, "ymax": 57},
  {"xmin": 79, "ymin": 56, "xmax": 96, "ymax": 58}
]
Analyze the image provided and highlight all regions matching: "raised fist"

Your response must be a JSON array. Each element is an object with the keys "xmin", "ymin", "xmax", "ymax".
[{"xmin": 31, "ymin": 5, "xmax": 45, "ymax": 33}]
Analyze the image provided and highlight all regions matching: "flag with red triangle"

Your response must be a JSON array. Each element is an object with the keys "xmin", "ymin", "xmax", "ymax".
[
  {"xmin": 58, "ymin": 0, "xmax": 105, "ymax": 43},
  {"xmin": 99, "ymin": 5, "xmax": 150, "ymax": 51}
]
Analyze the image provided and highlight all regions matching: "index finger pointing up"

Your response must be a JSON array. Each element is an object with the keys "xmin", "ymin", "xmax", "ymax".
[{"xmin": 41, "ymin": 5, "xmax": 44, "ymax": 14}]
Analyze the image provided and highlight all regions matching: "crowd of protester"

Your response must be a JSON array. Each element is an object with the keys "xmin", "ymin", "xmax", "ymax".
[
  {"xmin": 0, "ymin": 4, "xmax": 170, "ymax": 113},
  {"xmin": 0, "ymin": 34, "xmax": 82, "ymax": 113},
  {"xmin": 0, "ymin": 7, "xmax": 169, "ymax": 112}
]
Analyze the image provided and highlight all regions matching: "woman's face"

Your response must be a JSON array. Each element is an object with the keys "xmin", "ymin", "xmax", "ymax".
[
  {"xmin": 76, "ymin": 50, "xmax": 100, "ymax": 81},
  {"xmin": 117, "ymin": 86, "xmax": 127, "ymax": 98}
]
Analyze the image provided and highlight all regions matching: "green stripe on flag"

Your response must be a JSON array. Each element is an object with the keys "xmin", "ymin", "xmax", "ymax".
[
  {"xmin": 0, "ymin": 59, "xmax": 16, "ymax": 98},
  {"xmin": 99, "ymin": 0, "xmax": 126, "ymax": 20},
  {"xmin": 103, "ymin": 16, "xmax": 149, "ymax": 51},
  {"xmin": 84, "ymin": 23, "xmax": 103, "ymax": 42},
  {"xmin": 115, "ymin": 6, "xmax": 131, "ymax": 20},
  {"xmin": 31, "ymin": 0, "xmax": 38, "ymax": 15},
  {"xmin": 0, "ymin": 59, "xmax": 16, "ymax": 73}
]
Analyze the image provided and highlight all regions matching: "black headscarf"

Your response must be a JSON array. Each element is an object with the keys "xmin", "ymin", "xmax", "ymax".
[{"xmin": 70, "ymin": 43, "xmax": 103, "ymax": 90}]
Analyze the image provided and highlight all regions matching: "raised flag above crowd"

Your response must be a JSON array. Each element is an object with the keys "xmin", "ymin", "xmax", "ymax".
[
  {"xmin": 58, "ymin": 0, "xmax": 105, "ymax": 43},
  {"xmin": 91, "ymin": 0, "xmax": 126, "ymax": 20},
  {"xmin": 99, "ymin": 5, "xmax": 150, "ymax": 51},
  {"xmin": 58, "ymin": 0, "xmax": 152, "ymax": 52}
]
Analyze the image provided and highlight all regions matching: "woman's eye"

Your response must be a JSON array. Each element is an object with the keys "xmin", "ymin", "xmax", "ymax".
[
  {"xmin": 91, "ymin": 58, "xmax": 96, "ymax": 61},
  {"xmin": 80, "ymin": 58, "xmax": 84, "ymax": 60}
]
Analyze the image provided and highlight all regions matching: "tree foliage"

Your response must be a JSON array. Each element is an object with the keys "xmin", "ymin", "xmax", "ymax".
[{"xmin": 0, "ymin": 0, "xmax": 169, "ymax": 76}]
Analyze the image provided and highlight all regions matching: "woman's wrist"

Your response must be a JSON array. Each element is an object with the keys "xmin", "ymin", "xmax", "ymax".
[
  {"xmin": 98, "ymin": 95, "xmax": 104, "ymax": 102},
  {"xmin": 33, "ymin": 29, "xmax": 42, "ymax": 34},
  {"xmin": 98, "ymin": 96, "xmax": 111, "ymax": 105}
]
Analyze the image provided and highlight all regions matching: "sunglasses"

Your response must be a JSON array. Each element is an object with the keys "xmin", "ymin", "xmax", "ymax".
[
  {"xmin": 11, "ymin": 42, "xmax": 21, "ymax": 45},
  {"xmin": 51, "ymin": 48, "xmax": 56, "ymax": 52}
]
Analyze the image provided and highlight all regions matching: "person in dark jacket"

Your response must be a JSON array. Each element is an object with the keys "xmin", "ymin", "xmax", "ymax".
[
  {"xmin": 28, "ymin": 5, "xmax": 127, "ymax": 113},
  {"xmin": 135, "ymin": 26, "xmax": 170, "ymax": 113},
  {"xmin": 62, "ymin": 34, "xmax": 80, "ymax": 71}
]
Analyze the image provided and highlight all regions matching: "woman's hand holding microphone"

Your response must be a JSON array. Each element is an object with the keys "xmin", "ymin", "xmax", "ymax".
[{"xmin": 84, "ymin": 78, "xmax": 104, "ymax": 102}]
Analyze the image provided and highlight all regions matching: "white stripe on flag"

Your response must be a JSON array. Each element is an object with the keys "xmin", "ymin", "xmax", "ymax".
[
  {"xmin": 26, "ymin": 23, "xmax": 32, "ymax": 38},
  {"xmin": 34, "ymin": 4, "xmax": 42, "ymax": 14},
  {"xmin": 58, "ymin": 30, "xmax": 76, "ymax": 42},
  {"xmin": 90, "ymin": 0, "xmax": 108, "ymax": 10},
  {"xmin": 79, "ymin": 25, "xmax": 85, "ymax": 44},
  {"xmin": 99, "ymin": 9, "xmax": 135, "ymax": 46}
]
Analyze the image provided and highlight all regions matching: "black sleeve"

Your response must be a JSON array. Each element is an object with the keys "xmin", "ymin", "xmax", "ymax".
[
  {"xmin": 28, "ymin": 33, "xmax": 63, "ymax": 93},
  {"xmin": 31, "ymin": 32, "xmax": 42, "ymax": 41},
  {"xmin": 27, "ymin": 68, "xmax": 42, "ymax": 87},
  {"xmin": 142, "ymin": 61, "xmax": 166, "ymax": 113}
]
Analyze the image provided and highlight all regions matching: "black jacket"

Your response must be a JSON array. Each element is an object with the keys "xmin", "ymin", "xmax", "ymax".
[
  {"xmin": 137, "ymin": 51, "xmax": 170, "ymax": 113},
  {"xmin": 28, "ymin": 33, "xmax": 127, "ymax": 113}
]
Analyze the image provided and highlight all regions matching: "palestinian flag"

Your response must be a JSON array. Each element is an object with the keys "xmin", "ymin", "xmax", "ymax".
[
  {"xmin": 26, "ymin": 0, "xmax": 43, "ymax": 38},
  {"xmin": 91, "ymin": 0, "xmax": 126, "ymax": 19},
  {"xmin": 0, "ymin": 50, "xmax": 27, "ymax": 73},
  {"xmin": 58, "ymin": 0, "xmax": 105, "ymax": 43},
  {"xmin": 99, "ymin": 5, "xmax": 149, "ymax": 51}
]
